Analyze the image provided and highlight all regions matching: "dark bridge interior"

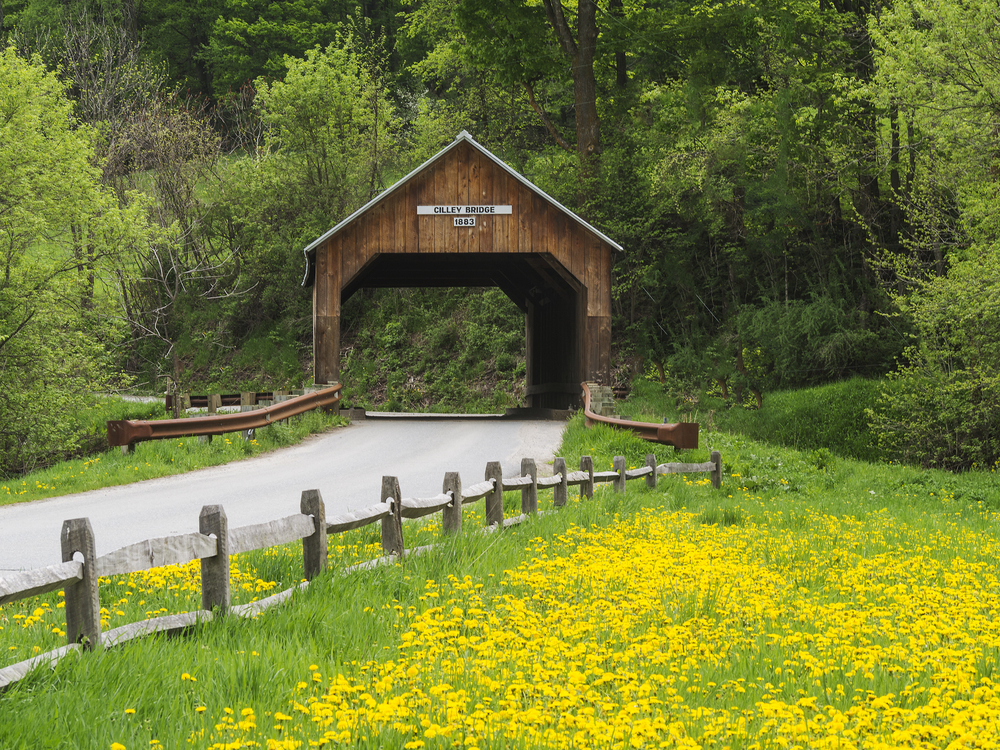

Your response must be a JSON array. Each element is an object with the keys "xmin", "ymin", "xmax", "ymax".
[{"xmin": 344, "ymin": 253, "xmax": 584, "ymax": 409}]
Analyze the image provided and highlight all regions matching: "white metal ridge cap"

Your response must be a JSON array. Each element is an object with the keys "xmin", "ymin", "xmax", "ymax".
[
  {"xmin": 467, "ymin": 134, "xmax": 624, "ymax": 253},
  {"xmin": 300, "ymin": 129, "xmax": 623, "ymax": 257}
]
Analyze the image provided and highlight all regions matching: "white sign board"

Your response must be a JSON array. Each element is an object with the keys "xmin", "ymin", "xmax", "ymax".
[{"xmin": 417, "ymin": 205, "xmax": 513, "ymax": 215}]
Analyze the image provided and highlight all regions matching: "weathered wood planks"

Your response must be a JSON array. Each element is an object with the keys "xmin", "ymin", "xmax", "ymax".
[
  {"xmin": 656, "ymin": 462, "xmax": 716, "ymax": 475},
  {"xmin": 103, "ymin": 611, "xmax": 212, "ymax": 648},
  {"xmin": 0, "ymin": 644, "xmax": 82, "ymax": 689},
  {"xmin": 228, "ymin": 514, "xmax": 316, "ymax": 556},
  {"xmin": 0, "ymin": 561, "xmax": 83, "ymax": 607},
  {"xmin": 461, "ymin": 479, "xmax": 496, "ymax": 505},
  {"xmin": 96, "ymin": 533, "xmax": 217, "ymax": 578},
  {"xmin": 399, "ymin": 493, "xmax": 453, "ymax": 519},
  {"xmin": 326, "ymin": 504, "xmax": 391, "ymax": 535}
]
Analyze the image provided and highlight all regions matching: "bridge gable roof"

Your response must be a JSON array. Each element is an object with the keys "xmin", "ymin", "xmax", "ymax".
[{"xmin": 302, "ymin": 131, "xmax": 622, "ymax": 286}]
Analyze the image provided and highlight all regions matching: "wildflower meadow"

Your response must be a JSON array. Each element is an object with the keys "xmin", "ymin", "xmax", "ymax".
[{"xmin": 3, "ymin": 418, "xmax": 1000, "ymax": 750}]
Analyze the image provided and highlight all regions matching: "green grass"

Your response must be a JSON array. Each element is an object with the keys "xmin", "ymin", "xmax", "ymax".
[
  {"xmin": 619, "ymin": 376, "xmax": 885, "ymax": 462},
  {"xmin": 1, "ymin": 406, "xmax": 347, "ymax": 506},
  {"xmin": 5, "ymin": 384, "xmax": 1000, "ymax": 748}
]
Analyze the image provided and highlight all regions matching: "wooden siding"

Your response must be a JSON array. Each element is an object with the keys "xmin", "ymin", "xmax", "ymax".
[
  {"xmin": 318, "ymin": 142, "xmax": 611, "ymax": 318},
  {"xmin": 312, "ymin": 138, "xmax": 615, "ymax": 389}
]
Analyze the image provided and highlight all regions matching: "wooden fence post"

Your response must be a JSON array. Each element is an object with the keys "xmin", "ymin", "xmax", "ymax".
[
  {"xmin": 61, "ymin": 518, "xmax": 101, "ymax": 651},
  {"xmin": 613, "ymin": 456, "xmax": 626, "ymax": 493},
  {"xmin": 381, "ymin": 476, "xmax": 403, "ymax": 558},
  {"xmin": 443, "ymin": 472, "xmax": 462, "ymax": 534},
  {"xmin": 521, "ymin": 458, "xmax": 537, "ymax": 514},
  {"xmin": 301, "ymin": 489, "xmax": 327, "ymax": 580},
  {"xmin": 553, "ymin": 457, "xmax": 568, "ymax": 507},
  {"xmin": 485, "ymin": 461, "xmax": 504, "ymax": 527},
  {"xmin": 200, "ymin": 505, "xmax": 230, "ymax": 612},
  {"xmin": 581, "ymin": 456, "xmax": 594, "ymax": 499},
  {"xmin": 241, "ymin": 393, "xmax": 255, "ymax": 441},
  {"xmin": 646, "ymin": 454, "xmax": 658, "ymax": 489},
  {"xmin": 711, "ymin": 450, "xmax": 722, "ymax": 489}
]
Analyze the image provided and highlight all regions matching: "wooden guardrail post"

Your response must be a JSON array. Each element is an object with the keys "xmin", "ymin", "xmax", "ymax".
[
  {"xmin": 581, "ymin": 456, "xmax": 594, "ymax": 499},
  {"xmin": 553, "ymin": 458, "xmax": 568, "ymax": 507},
  {"xmin": 61, "ymin": 518, "xmax": 102, "ymax": 651},
  {"xmin": 645, "ymin": 454, "xmax": 658, "ymax": 489},
  {"xmin": 442, "ymin": 472, "xmax": 462, "ymax": 534},
  {"xmin": 200, "ymin": 396, "xmax": 218, "ymax": 443},
  {"xmin": 711, "ymin": 450, "xmax": 722, "ymax": 489},
  {"xmin": 200, "ymin": 505, "xmax": 230, "ymax": 612},
  {"xmin": 381, "ymin": 476, "xmax": 403, "ymax": 557},
  {"xmin": 300, "ymin": 489, "xmax": 327, "ymax": 580},
  {"xmin": 485, "ymin": 461, "xmax": 503, "ymax": 527},
  {"xmin": 613, "ymin": 456, "xmax": 626, "ymax": 493},
  {"xmin": 241, "ymin": 392, "xmax": 255, "ymax": 440},
  {"xmin": 521, "ymin": 458, "xmax": 537, "ymax": 514}
]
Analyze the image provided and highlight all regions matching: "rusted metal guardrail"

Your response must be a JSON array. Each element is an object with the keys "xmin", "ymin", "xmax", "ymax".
[
  {"xmin": 107, "ymin": 384, "xmax": 342, "ymax": 450},
  {"xmin": 581, "ymin": 381, "xmax": 699, "ymax": 450}
]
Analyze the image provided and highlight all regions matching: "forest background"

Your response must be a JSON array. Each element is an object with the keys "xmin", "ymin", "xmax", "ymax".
[{"xmin": 0, "ymin": 0, "xmax": 997, "ymax": 476}]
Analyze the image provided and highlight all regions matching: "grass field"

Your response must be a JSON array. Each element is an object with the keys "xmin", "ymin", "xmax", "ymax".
[{"xmin": 3, "ymin": 404, "xmax": 1000, "ymax": 749}]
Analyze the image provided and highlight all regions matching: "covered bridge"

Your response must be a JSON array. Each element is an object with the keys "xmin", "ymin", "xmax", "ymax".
[{"xmin": 301, "ymin": 131, "xmax": 620, "ymax": 409}]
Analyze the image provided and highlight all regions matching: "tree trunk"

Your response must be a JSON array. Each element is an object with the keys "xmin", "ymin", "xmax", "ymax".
[{"xmin": 541, "ymin": 0, "xmax": 601, "ymax": 174}]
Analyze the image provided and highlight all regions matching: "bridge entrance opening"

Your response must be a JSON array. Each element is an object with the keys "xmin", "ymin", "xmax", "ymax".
[{"xmin": 302, "ymin": 132, "xmax": 620, "ymax": 411}]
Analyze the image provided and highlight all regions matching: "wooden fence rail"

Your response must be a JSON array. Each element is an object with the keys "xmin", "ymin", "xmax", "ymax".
[{"xmin": 0, "ymin": 449, "xmax": 721, "ymax": 690}]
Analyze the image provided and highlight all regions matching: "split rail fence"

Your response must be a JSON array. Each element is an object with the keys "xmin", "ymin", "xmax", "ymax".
[{"xmin": 0, "ymin": 450, "xmax": 721, "ymax": 690}]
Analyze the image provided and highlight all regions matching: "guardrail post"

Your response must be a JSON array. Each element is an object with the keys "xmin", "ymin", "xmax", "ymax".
[
  {"xmin": 613, "ymin": 456, "xmax": 626, "ymax": 493},
  {"xmin": 300, "ymin": 489, "xmax": 327, "ymax": 580},
  {"xmin": 381, "ymin": 476, "xmax": 403, "ymax": 558},
  {"xmin": 645, "ymin": 454, "xmax": 658, "ymax": 489},
  {"xmin": 581, "ymin": 456, "xmax": 594, "ymax": 499},
  {"xmin": 61, "ymin": 518, "xmax": 102, "ymax": 651},
  {"xmin": 553, "ymin": 458, "xmax": 568, "ymax": 507},
  {"xmin": 485, "ymin": 462, "xmax": 503, "ymax": 527},
  {"xmin": 711, "ymin": 450, "xmax": 722, "ymax": 489},
  {"xmin": 276, "ymin": 391, "xmax": 290, "ymax": 425},
  {"xmin": 443, "ymin": 472, "xmax": 462, "ymax": 534},
  {"xmin": 241, "ymin": 393, "xmax": 255, "ymax": 440},
  {"xmin": 200, "ymin": 397, "xmax": 218, "ymax": 443},
  {"xmin": 200, "ymin": 505, "xmax": 230, "ymax": 612},
  {"xmin": 521, "ymin": 458, "xmax": 537, "ymax": 514}
]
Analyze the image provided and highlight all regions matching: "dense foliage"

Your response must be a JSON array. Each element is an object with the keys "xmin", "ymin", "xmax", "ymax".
[{"xmin": 0, "ymin": 0, "xmax": 998, "ymax": 470}]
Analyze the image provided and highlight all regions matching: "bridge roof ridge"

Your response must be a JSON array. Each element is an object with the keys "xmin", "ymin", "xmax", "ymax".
[{"xmin": 301, "ymin": 131, "xmax": 622, "ymax": 287}]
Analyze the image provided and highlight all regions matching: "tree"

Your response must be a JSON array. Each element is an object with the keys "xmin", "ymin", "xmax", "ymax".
[
  {"xmin": 864, "ymin": 0, "xmax": 1000, "ymax": 469},
  {"xmin": 213, "ymin": 35, "xmax": 398, "ymax": 347},
  {"xmin": 0, "ymin": 46, "xmax": 134, "ymax": 474},
  {"xmin": 453, "ymin": 0, "xmax": 602, "ymax": 173}
]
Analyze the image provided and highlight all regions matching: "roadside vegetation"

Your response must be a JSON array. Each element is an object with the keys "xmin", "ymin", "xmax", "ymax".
[
  {"xmin": 5, "ymin": 0, "xmax": 1000, "ymax": 481},
  {"xmin": 0, "ymin": 402, "xmax": 345, "ymax": 506},
  {"xmin": 3, "ymin": 397, "xmax": 1000, "ymax": 748}
]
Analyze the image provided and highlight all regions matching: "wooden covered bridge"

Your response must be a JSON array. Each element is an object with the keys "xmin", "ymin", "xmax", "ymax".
[{"xmin": 301, "ymin": 131, "xmax": 620, "ymax": 410}]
